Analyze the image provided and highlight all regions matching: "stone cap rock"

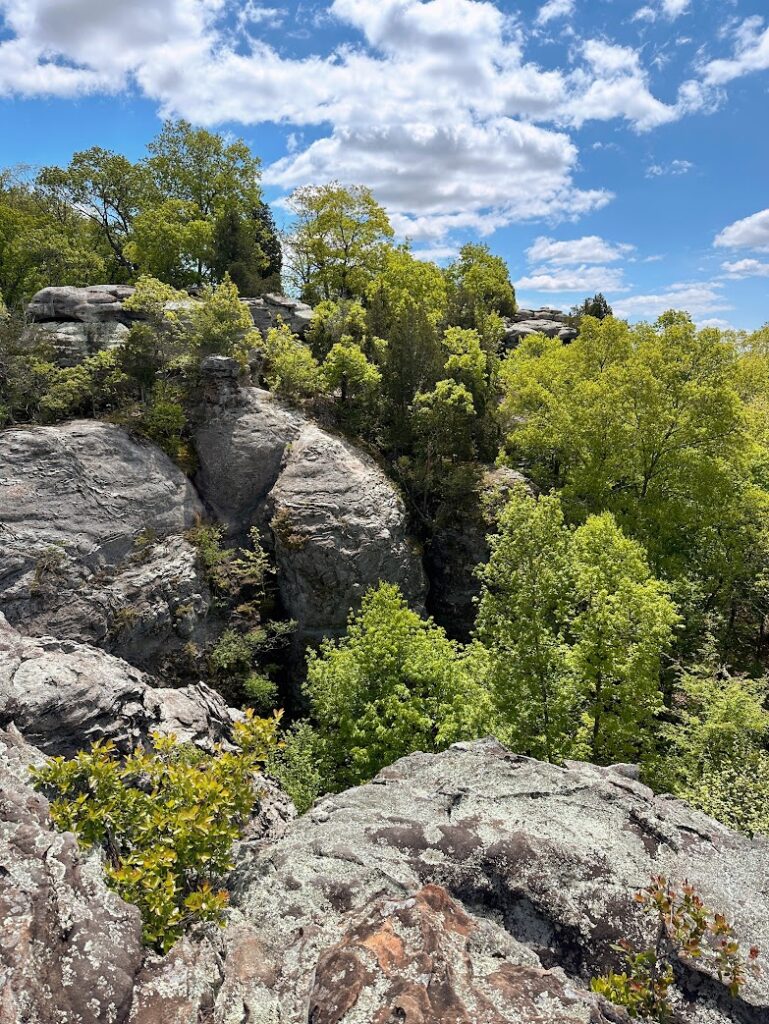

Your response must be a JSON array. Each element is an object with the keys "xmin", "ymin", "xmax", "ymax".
[{"xmin": 26, "ymin": 284, "xmax": 138, "ymax": 324}]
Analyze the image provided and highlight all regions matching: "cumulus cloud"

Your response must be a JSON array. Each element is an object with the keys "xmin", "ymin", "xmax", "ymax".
[
  {"xmin": 633, "ymin": 0, "xmax": 690, "ymax": 21},
  {"xmin": 613, "ymin": 282, "xmax": 730, "ymax": 318},
  {"xmin": 715, "ymin": 208, "xmax": 769, "ymax": 250},
  {"xmin": 721, "ymin": 259, "xmax": 769, "ymax": 279},
  {"xmin": 516, "ymin": 265, "xmax": 627, "ymax": 293},
  {"xmin": 526, "ymin": 235, "xmax": 633, "ymax": 265}
]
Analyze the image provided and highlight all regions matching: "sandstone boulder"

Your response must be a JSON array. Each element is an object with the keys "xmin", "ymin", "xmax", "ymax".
[
  {"xmin": 132, "ymin": 739, "xmax": 769, "ymax": 1022},
  {"xmin": 0, "ymin": 725, "xmax": 145, "ymax": 1023},
  {"xmin": 242, "ymin": 293, "xmax": 314, "ymax": 338},
  {"xmin": 0, "ymin": 615, "xmax": 237, "ymax": 757},
  {"xmin": 21, "ymin": 319, "xmax": 130, "ymax": 366},
  {"xmin": 26, "ymin": 284, "xmax": 138, "ymax": 324},
  {"xmin": 194, "ymin": 374, "xmax": 426, "ymax": 642},
  {"xmin": 0, "ymin": 421, "xmax": 209, "ymax": 671}
]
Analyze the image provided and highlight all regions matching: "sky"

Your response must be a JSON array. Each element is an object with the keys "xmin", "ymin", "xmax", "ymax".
[{"xmin": 0, "ymin": 0, "xmax": 768, "ymax": 329}]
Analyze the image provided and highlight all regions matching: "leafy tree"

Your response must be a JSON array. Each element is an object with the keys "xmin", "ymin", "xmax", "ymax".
[
  {"xmin": 446, "ymin": 243, "xmax": 516, "ymax": 333},
  {"xmin": 285, "ymin": 183, "xmax": 394, "ymax": 303},
  {"xmin": 304, "ymin": 582, "xmax": 495, "ymax": 791},
  {"xmin": 476, "ymin": 489, "xmax": 678, "ymax": 763},
  {"xmin": 306, "ymin": 299, "xmax": 370, "ymax": 361},
  {"xmin": 262, "ymin": 322, "xmax": 323, "ymax": 399},
  {"xmin": 125, "ymin": 199, "xmax": 212, "ymax": 288},
  {"xmin": 32, "ymin": 714, "xmax": 282, "ymax": 952},
  {"xmin": 321, "ymin": 337, "xmax": 381, "ymax": 431},
  {"xmin": 571, "ymin": 292, "xmax": 613, "ymax": 322},
  {"xmin": 190, "ymin": 274, "xmax": 259, "ymax": 358}
]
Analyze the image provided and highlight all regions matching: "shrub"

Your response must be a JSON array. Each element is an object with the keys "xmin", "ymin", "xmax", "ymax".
[
  {"xmin": 32, "ymin": 712, "xmax": 281, "ymax": 952},
  {"xmin": 591, "ymin": 876, "xmax": 759, "ymax": 1019}
]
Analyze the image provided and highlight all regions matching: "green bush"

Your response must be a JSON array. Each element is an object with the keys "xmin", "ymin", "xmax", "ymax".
[{"xmin": 32, "ymin": 712, "xmax": 281, "ymax": 952}]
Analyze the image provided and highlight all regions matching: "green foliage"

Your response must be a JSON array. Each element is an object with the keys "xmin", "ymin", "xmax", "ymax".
[
  {"xmin": 591, "ymin": 876, "xmax": 759, "ymax": 1018},
  {"xmin": 190, "ymin": 274, "xmax": 259, "ymax": 359},
  {"xmin": 306, "ymin": 299, "xmax": 370, "ymax": 360},
  {"xmin": 321, "ymin": 337, "xmax": 381, "ymax": 431},
  {"xmin": 446, "ymin": 243, "xmax": 516, "ymax": 332},
  {"xmin": 262, "ymin": 322, "xmax": 323, "ymax": 399},
  {"xmin": 285, "ymin": 182, "xmax": 394, "ymax": 304},
  {"xmin": 267, "ymin": 721, "xmax": 324, "ymax": 813},
  {"xmin": 476, "ymin": 488, "xmax": 678, "ymax": 764},
  {"xmin": 32, "ymin": 716, "xmax": 282, "ymax": 952},
  {"xmin": 304, "ymin": 582, "xmax": 495, "ymax": 791}
]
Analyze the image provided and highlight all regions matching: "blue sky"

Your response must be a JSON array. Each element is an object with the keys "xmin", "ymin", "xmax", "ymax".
[{"xmin": 1, "ymin": 0, "xmax": 768, "ymax": 328}]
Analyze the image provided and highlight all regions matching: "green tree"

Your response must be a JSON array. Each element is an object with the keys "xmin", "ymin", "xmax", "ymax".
[
  {"xmin": 321, "ymin": 337, "xmax": 381, "ymax": 431},
  {"xmin": 190, "ymin": 274, "xmax": 259, "ymax": 358},
  {"xmin": 446, "ymin": 243, "xmax": 516, "ymax": 333},
  {"xmin": 125, "ymin": 199, "xmax": 212, "ymax": 288},
  {"xmin": 304, "ymin": 582, "xmax": 495, "ymax": 790},
  {"xmin": 285, "ymin": 183, "xmax": 394, "ymax": 303},
  {"xmin": 571, "ymin": 292, "xmax": 613, "ymax": 323},
  {"xmin": 262, "ymin": 322, "xmax": 323, "ymax": 399},
  {"xmin": 476, "ymin": 489, "xmax": 678, "ymax": 763}
]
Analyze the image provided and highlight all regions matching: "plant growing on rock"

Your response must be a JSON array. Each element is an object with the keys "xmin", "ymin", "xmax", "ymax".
[
  {"xmin": 591, "ymin": 875, "xmax": 759, "ymax": 1019},
  {"xmin": 31, "ymin": 712, "xmax": 282, "ymax": 952}
]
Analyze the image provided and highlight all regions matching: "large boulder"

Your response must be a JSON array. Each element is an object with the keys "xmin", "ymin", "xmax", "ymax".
[
  {"xmin": 0, "ymin": 421, "xmax": 210, "ymax": 672},
  {"xmin": 26, "ymin": 284, "xmax": 138, "ymax": 324},
  {"xmin": 242, "ymin": 293, "xmax": 314, "ymax": 338},
  {"xmin": 132, "ymin": 739, "xmax": 769, "ymax": 1021},
  {"xmin": 0, "ymin": 615, "xmax": 236, "ymax": 757},
  {"xmin": 21, "ymin": 320, "xmax": 130, "ymax": 367},
  {"xmin": 194, "ymin": 367, "xmax": 426, "ymax": 642},
  {"xmin": 0, "ymin": 725, "xmax": 145, "ymax": 1023}
]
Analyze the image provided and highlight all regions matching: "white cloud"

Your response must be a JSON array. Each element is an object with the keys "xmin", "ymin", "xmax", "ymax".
[
  {"xmin": 516, "ymin": 265, "xmax": 626, "ymax": 293},
  {"xmin": 526, "ymin": 235, "xmax": 633, "ymax": 265},
  {"xmin": 613, "ymin": 282, "xmax": 731, "ymax": 318},
  {"xmin": 721, "ymin": 259, "xmax": 769, "ymax": 278},
  {"xmin": 646, "ymin": 158, "xmax": 694, "ymax": 176},
  {"xmin": 715, "ymin": 208, "xmax": 769, "ymax": 250},
  {"xmin": 701, "ymin": 16, "xmax": 769, "ymax": 85},
  {"xmin": 536, "ymin": 0, "xmax": 575, "ymax": 26},
  {"xmin": 633, "ymin": 0, "xmax": 690, "ymax": 21}
]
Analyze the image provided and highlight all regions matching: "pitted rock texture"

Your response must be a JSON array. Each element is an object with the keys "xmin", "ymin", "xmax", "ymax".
[
  {"xmin": 26, "ymin": 284, "xmax": 139, "ymax": 324},
  {"xmin": 0, "ymin": 616, "xmax": 237, "ymax": 757},
  {"xmin": 0, "ymin": 725, "xmax": 145, "ymax": 1024},
  {"xmin": 194, "ymin": 379, "xmax": 426, "ymax": 641},
  {"xmin": 502, "ymin": 307, "xmax": 578, "ymax": 347},
  {"xmin": 0, "ymin": 421, "xmax": 209, "ymax": 670},
  {"xmin": 198, "ymin": 739, "xmax": 767, "ymax": 1023}
]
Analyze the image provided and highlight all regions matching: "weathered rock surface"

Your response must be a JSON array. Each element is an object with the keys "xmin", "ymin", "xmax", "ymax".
[
  {"xmin": 127, "ymin": 739, "xmax": 769, "ymax": 1022},
  {"xmin": 243, "ymin": 293, "xmax": 314, "ymax": 338},
  {"xmin": 26, "ymin": 284, "xmax": 139, "ymax": 324},
  {"xmin": 0, "ymin": 725, "xmax": 145, "ymax": 1023},
  {"xmin": 502, "ymin": 307, "xmax": 578, "ymax": 346},
  {"xmin": 21, "ymin": 319, "xmax": 130, "ymax": 366},
  {"xmin": 0, "ymin": 616, "xmax": 236, "ymax": 757},
  {"xmin": 0, "ymin": 420, "xmax": 210, "ymax": 671},
  {"xmin": 195, "ymin": 368, "xmax": 426, "ymax": 641}
]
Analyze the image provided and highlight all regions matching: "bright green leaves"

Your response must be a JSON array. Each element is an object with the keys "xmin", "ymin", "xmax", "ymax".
[
  {"xmin": 476, "ymin": 488, "xmax": 678, "ymax": 764},
  {"xmin": 32, "ymin": 718, "xmax": 281, "ymax": 952}
]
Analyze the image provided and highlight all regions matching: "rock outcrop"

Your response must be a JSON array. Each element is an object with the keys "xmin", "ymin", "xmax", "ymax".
[
  {"xmin": 128, "ymin": 739, "xmax": 769, "ymax": 1022},
  {"xmin": 0, "ymin": 615, "xmax": 236, "ymax": 757},
  {"xmin": 0, "ymin": 725, "xmax": 145, "ymax": 1024},
  {"xmin": 0, "ymin": 420, "xmax": 210, "ymax": 672},
  {"xmin": 26, "ymin": 284, "xmax": 139, "ymax": 325},
  {"xmin": 503, "ymin": 307, "xmax": 578, "ymax": 346},
  {"xmin": 194, "ymin": 360, "xmax": 426, "ymax": 642},
  {"xmin": 242, "ymin": 293, "xmax": 314, "ymax": 338}
]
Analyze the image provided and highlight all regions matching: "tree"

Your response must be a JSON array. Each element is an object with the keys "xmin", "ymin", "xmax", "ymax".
[
  {"xmin": 476, "ymin": 488, "xmax": 678, "ymax": 764},
  {"xmin": 262, "ymin": 322, "xmax": 323, "ymax": 399},
  {"xmin": 571, "ymin": 293, "xmax": 613, "ymax": 322},
  {"xmin": 321, "ymin": 337, "xmax": 381, "ymax": 431},
  {"xmin": 446, "ymin": 243, "xmax": 516, "ymax": 332},
  {"xmin": 285, "ymin": 183, "xmax": 394, "ymax": 303},
  {"xmin": 190, "ymin": 274, "xmax": 259, "ymax": 358},
  {"xmin": 125, "ymin": 199, "xmax": 213, "ymax": 288},
  {"xmin": 211, "ymin": 201, "xmax": 281, "ymax": 294},
  {"xmin": 304, "ymin": 582, "xmax": 495, "ymax": 790}
]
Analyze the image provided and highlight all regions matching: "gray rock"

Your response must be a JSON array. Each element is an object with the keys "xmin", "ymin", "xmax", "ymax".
[
  {"xmin": 21, "ymin": 320, "xmax": 130, "ymax": 367},
  {"xmin": 0, "ymin": 615, "xmax": 237, "ymax": 757},
  {"xmin": 133, "ymin": 739, "xmax": 769, "ymax": 1021},
  {"xmin": 194, "ymin": 382, "xmax": 426, "ymax": 642},
  {"xmin": 0, "ymin": 421, "xmax": 208, "ymax": 670},
  {"xmin": 26, "ymin": 284, "xmax": 138, "ymax": 324},
  {"xmin": 0, "ymin": 725, "xmax": 145, "ymax": 1024},
  {"xmin": 242, "ymin": 293, "xmax": 314, "ymax": 338}
]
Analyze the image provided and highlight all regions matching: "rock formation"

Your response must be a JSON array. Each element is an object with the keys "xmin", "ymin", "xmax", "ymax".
[
  {"xmin": 133, "ymin": 739, "xmax": 767, "ymax": 1022},
  {"xmin": 242, "ymin": 293, "xmax": 314, "ymax": 338},
  {"xmin": 0, "ymin": 420, "xmax": 210, "ymax": 671},
  {"xmin": 503, "ymin": 307, "xmax": 578, "ymax": 346},
  {"xmin": 0, "ymin": 615, "xmax": 236, "ymax": 757},
  {"xmin": 194, "ymin": 358, "xmax": 426, "ymax": 642}
]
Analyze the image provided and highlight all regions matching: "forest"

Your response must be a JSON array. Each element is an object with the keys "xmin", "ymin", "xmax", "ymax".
[{"xmin": 3, "ymin": 120, "xmax": 769, "ymax": 954}]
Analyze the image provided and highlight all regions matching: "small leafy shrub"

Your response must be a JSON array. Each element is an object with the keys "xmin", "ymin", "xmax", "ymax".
[
  {"xmin": 187, "ymin": 523, "xmax": 270, "ymax": 604},
  {"xmin": 591, "ymin": 876, "xmax": 759, "ymax": 1019},
  {"xmin": 32, "ymin": 712, "xmax": 281, "ymax": 952}
]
